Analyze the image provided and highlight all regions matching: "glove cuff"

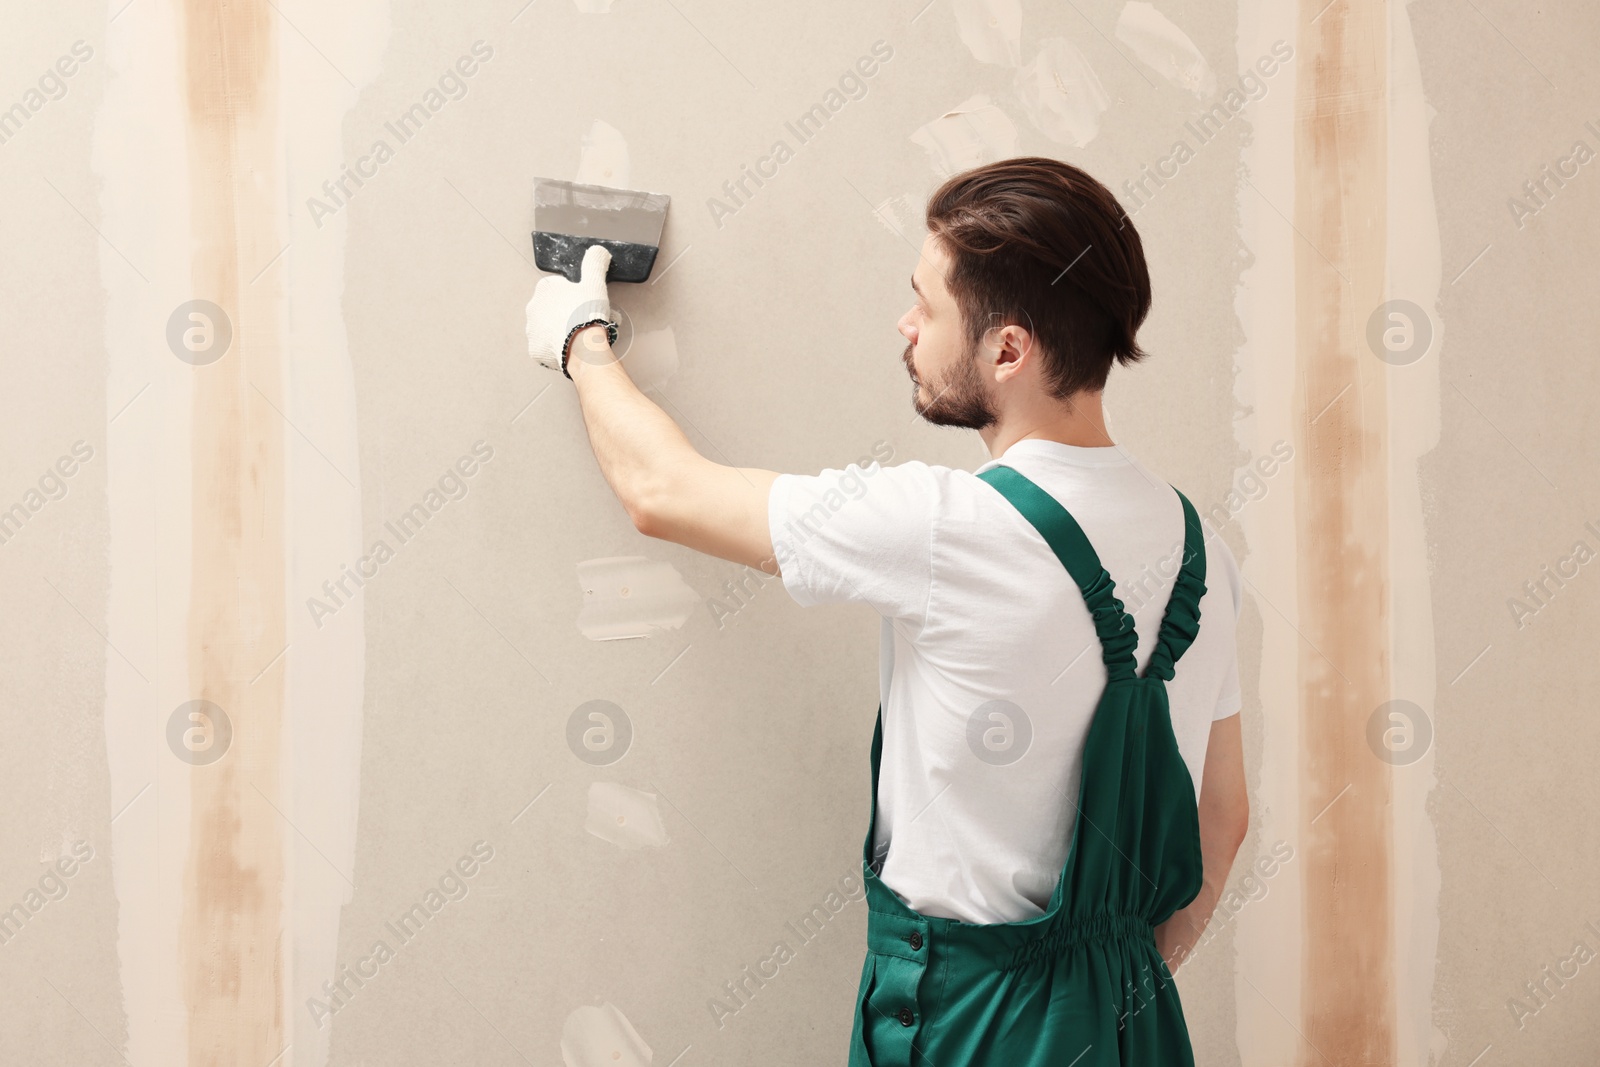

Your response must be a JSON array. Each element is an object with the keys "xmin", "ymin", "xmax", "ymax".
[{"xmin": 560, "ymin": 318, "xmax": 620, "ymax": 380}]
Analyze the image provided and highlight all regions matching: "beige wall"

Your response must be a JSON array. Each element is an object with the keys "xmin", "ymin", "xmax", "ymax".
[{"xmin": 1, "ymin": 0, "xmax": 1596, "ymax": 1063}]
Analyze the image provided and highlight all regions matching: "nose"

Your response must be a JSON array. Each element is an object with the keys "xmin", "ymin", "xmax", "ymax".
[{"xmin": 897, "ymin": 309, "xmax": 917, "ymax": 343}]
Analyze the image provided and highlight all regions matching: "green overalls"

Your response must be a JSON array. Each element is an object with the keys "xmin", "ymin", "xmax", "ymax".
[{"xmin": 848, "ymin": 465, "xmax": 1208, "ymax": 1066}]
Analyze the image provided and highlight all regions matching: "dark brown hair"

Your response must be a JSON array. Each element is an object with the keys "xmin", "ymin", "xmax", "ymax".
[{"xmin": 924, "ymin": 156, "xmax": 1152, "ymax": 398}]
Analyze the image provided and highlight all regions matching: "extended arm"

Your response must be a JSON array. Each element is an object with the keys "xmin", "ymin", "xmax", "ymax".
[
  {"xmin": 523, "ymin": 244, "xmax": 779, "ymax": 573},
  {"xmin": 1155, "ymin": 713, "xmax": 1249, "ymax": 972},
  {"xmin": 566, "ymin": 326, "xmax": 779, "ymax": 573}
]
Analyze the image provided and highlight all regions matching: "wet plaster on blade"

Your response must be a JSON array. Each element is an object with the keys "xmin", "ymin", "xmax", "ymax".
[
  {"xmin": 1290, "ymin": 0, "xmax": 1397, "ymax": 1061},
  {"xmin": 179, "ymin": 0, "xmax": 288, "ymax": 1062}
]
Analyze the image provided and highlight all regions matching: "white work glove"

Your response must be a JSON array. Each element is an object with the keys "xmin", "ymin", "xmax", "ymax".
[{"xmin": 525, "ymin": 243, "xmax": 616, "ymax": 378}]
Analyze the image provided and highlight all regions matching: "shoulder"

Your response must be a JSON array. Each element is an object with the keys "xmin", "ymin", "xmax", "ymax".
[
  {"xmin": 776, "ymin": 457, "xmax": 968, "ymax": 507},
  {"xmin": 1202, "ymin": 531, "xmax": 1243, "ymax": 618}
]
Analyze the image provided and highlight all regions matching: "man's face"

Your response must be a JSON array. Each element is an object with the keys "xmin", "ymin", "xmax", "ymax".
[{"xmin": 897, "ymin": 236, "xmax": 997, "ymax": 430}]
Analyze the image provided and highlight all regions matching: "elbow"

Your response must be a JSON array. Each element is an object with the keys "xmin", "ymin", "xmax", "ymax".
[
  {"xmin": 1203, "ymin": 786, "xmax": 1250, "ymax": 857},
  {"xmin": 1227, "ymin": 811, "xmax": 1250, "ymax": 854},
  {"xmin": 625, "ymin": 495, "xmax": 657, "ymax": 539},
  {"xmin": 624, "ymin": 477, "xmax": 665, "ymax": 540},
  {"xmin": 1224, "ymin": 792, "xmax": 1251, "ymax": 851}
]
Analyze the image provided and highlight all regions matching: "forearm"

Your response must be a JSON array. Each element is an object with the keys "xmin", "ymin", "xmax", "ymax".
[
  {"xmin": 560, "ymin": 326, "xmax": 779, "ymax": 571},
  {"xmin": 566, "ymin": 327, "xmax": 697, "ymax": 528},
  {"xmin": 1155, "ymin": 813, "xmax": 1247, "ymax": 973}
]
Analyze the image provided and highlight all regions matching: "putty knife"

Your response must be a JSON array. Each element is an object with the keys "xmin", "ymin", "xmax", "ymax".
[{"xmin": 531, "ymin": 178, "xmax": 671, "ymax": 283}]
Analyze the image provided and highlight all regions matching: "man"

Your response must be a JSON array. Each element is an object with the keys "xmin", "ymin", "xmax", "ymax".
[{"xmin": 527, "ymin": 156, "xmax": 1249, "ymax": 1064}]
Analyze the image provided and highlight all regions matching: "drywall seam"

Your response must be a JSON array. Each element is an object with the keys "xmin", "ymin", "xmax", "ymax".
[
  {"xmin": 1234, "ymin": 0, "xmax": 1440, "ymax": 1062},
  {"xmin": 1289, "ymin": 0, "xmax": 1398, "ymax": 1058},
  {"xmin": 177, "ymin": 4, "xmax": 291, "ymax": 1061},
  {"xmin": 94, "ymin": 0, "xmax": 385, "ymax": 1063}
]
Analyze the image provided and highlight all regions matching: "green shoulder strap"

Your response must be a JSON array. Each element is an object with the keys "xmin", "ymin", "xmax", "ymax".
[{"xmin": 977, "ymin": 465, "xmax": 1207, "ymax": 682}]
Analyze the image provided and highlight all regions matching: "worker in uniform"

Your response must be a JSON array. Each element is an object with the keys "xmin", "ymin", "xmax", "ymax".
[{"xmin": 527, "ymin": 155, "xmax": 1250, "ymax": 1064}]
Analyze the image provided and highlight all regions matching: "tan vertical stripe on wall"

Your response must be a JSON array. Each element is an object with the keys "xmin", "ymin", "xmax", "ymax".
[
  {"xmin": 1293, "ymin": 0, "xmax": 1398, "ymax": 1063},
  {"xmin": 179, "ymin": 2, "xmax": 288, "ymax": 1062}
]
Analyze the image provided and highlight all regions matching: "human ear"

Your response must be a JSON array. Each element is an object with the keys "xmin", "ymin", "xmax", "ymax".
[{"xmin": 989, "ymin": 323, "xmax": 1035, "ymax": 382}]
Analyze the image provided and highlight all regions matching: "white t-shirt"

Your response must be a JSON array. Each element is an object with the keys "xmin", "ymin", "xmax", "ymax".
[{"xmin": 767, "ymin": 438, "xmax": 1243, "ymax": 924}]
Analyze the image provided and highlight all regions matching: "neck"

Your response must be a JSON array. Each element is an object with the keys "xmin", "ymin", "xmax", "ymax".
[{"xmin": 979, "ymin": 389, "xmax": 1114, "ymax": 458}]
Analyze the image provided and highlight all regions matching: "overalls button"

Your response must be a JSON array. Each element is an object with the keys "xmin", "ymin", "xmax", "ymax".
[
  {"xmin": 908, "ymin": 932, "xmax": 923, "ymax": 950},
  {"xmin": 897, "ymin": 1007, "xmax": 914, "ymax": 1026}
]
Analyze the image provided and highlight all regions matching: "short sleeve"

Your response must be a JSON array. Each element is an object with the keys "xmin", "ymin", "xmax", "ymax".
[
  {"xmin": 1211, "ymin": 534, "xmax": 1244, "ymax": 720},
  {"xmin": 767, "ymin": 460, "xmax": 938, "ymax": 626}
]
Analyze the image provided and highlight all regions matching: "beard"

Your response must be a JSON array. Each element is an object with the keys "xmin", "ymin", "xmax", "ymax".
[{"xmin": 903, "ymin": 341, "xmax": 997, "ymax": 430}]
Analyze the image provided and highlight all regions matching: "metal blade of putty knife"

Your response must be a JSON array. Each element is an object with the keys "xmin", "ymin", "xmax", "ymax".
[{"xmin": 531, "ymin": 178, "xmax": 671, "ymax": 283}]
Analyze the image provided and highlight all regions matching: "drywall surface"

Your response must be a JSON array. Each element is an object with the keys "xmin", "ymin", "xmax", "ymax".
[{"xmin": 0, "ymin": 0, "xmax": 1596, "ymax": 1065}]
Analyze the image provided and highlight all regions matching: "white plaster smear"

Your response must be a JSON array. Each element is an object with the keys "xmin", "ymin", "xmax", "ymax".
[
  {"xmin": 872, "ymin": 192, "xmax": 920, "ymax": 242},
  {"xmin": 561, "ymin": 1001, "xmax": 653, "ymax": 1067},
  {"xmin": 585, "ymin": 782, "xmax": 670, "ymax": 849},
  {"xmin": 1116, "ymin": 2, "xmax": 1217, "ymax": 99},
  {"xmin": 950, "ymin": 0, "xmax": 1022, "ymax": 67},
  {"xmin": 93, "ymin": 1, "xmax": 385, "ymax": 1063},
  {"xmin": 1230, "ymin": 0, "xmax": 1441, "ymax": 1062},
  {"xmin": 1381, "ymin": 5, "xmax": 1443, "ymax": 1061},
  {"xmin": 575, "ymin": 118, "xmax": 629, "ymax": 187},
  {"xmin": 909, "ymin": 94, "xmax": 1018, "ymax": 179},
  {"xmin": 1014, "ymin": 37, "xmax": 1111, "ymax": 148},
  {"xmin": 576, "ymin": 556, "xmax": 700, "ymax": 640}
]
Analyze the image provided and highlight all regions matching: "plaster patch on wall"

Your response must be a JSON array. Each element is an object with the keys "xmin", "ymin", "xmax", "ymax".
[
  {"xmin": 93, "ymin": 4, "xmax": 195, "ymax": 1060},
  {"xmin": 1115, "ymin": 2, "xmax": 1216, "ymax": 99},
  {"xmin": 1014, "ymin": 38, "xmax": 1111, "ymax": 148},
  {"xmin": 1374, "ymin": 4, "xmax": 1443, "ymax": 1062},
  {"xmin": 575, "ymin": 118, "xmax": 629, "ymax": 186},
  {"xmin": 1231, "ymin": 0, "xmax": 1440, "ymax": 1062},
  {"xmin": 561, "ymin": 1001, "xmax": 653, "ymax": 1067},
  {"xmin": 576, "ymin": 556, "xmax": 699, "ymax": 640},
  {"xmin": 950, "ymin": 0, "xmax": 1022, "ymax": 67},
  {"xmin": 93, "ymin": 0, "xmax": 385, "ymax": 1063},
  {"xmin": 584, "ymin": 782, "xmax": 670, "ymax": 849},
  {"xmin": 871, "ymin": 193, "xmax": 919, "ymax": 241},
  {"xmin": 625, "ymin": 326, "xmax": 678, "ymax": 391},
  {"xmin": 909, "ymin": 94, "xmax": 1018, "ymax": 179}
]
